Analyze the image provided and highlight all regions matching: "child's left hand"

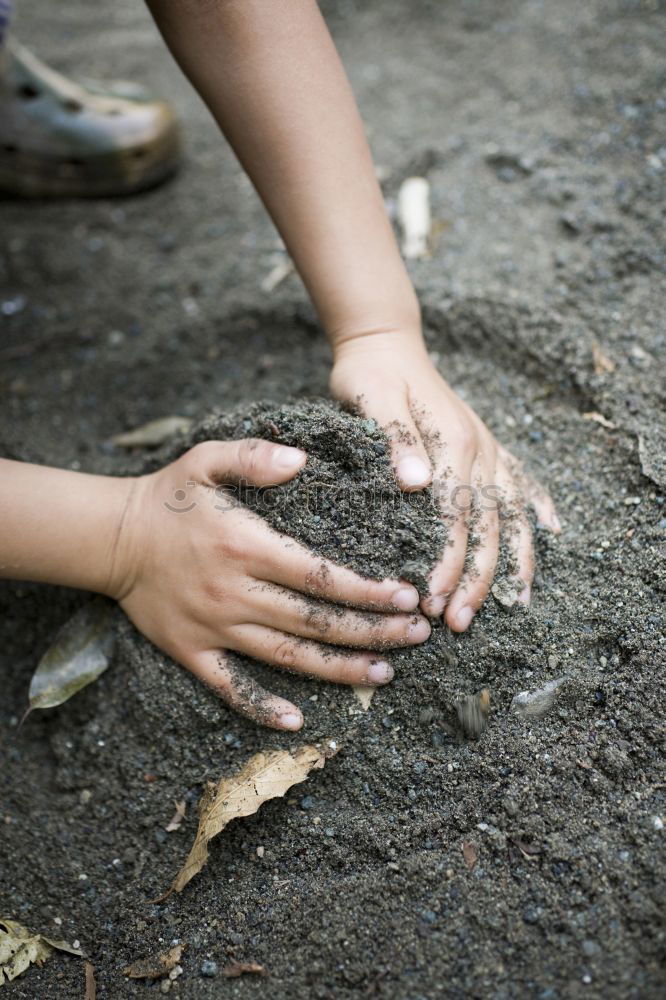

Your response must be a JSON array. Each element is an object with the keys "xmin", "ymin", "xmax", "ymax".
[{"xmin": 330, "ymin": 329, "xmax": 560, "ymax": 630}]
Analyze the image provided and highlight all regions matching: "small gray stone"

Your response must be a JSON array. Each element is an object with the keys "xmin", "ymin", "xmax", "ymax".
[
  {"xmin": 511, "ymin": 678, "xmax": 567, "ymax": 719},
  {"xmin": 200, "ymin": 960, "xmax": 218, "ymax": 978}
]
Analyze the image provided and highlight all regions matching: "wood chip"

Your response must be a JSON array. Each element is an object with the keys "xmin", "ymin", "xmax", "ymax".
[
  {"xmin": 123, "ymin": 944, "xmax": 185, "ymax": 980},
  {"xmin": 582, "ymin": 411, "xmax": 616, "ymax": 429},
  {"xmin": 85, "ymin": 961, "xmax": 96, "ymax": 999},
  {"xmin": 352, "ymin": 686, "xmax": 376, "ymax": 711},
  {"xmin": 165, "ymin": 800, "xmax": 187, "ymax": 833},
  {"xmin": 462, "ymin": 840, "xmax": 478, "ymax": 871},
  {"xmin": 222, "ymin": 961, "xmax": 267, "ymax": 978}
]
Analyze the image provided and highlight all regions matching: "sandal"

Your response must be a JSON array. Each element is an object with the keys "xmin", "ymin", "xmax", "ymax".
[{"xmin": 0, "ymin": 39, "xmax": 181, "ymax": 197}]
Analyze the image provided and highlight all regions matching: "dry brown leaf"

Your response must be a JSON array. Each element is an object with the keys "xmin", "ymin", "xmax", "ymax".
[
  {"xmin": 582, "ymin": 411, "xmax": 616, "ymax": 430},
  {"xmin": 462, "ymin": 840, "xmax": 478, "ymax": 871},
  {"xmin": 167, "ymin": 745, "xmax": 334, "ymax": 896},
  {"xmin": 165, "ymin": 800, "xmax": 187, "ymax": 833},
  {"xmin": 123, "ymin": 943, "xmax": 185, "ymax": 980},
  {"xmin": 0, "ymin": 919, "xmax": 84, "ymax": 985},
  {"xmin": 222, "ymin": 961, "xmax": 268, "ymax": 978},
  {"xmin": 0, "ymin": 919, "xmax": 52, "ymax": 985},
  {"xmin": 352, "ymin": 686, "xmax": 376, "ymax": 711},
  {"xmin": 591, "ymin": 341, "xmax": 615, "ymax": 375},
  {"xmin": 85, "ymin": 961, "xmax": 96, "ymax": 999}
]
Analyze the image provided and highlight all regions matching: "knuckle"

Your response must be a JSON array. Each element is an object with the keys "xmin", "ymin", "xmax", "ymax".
[
  {"xmin": 334, "ymin": 655, "xmax": 361, "ymax": 685},
  {"xmin": 273, "ymin": 638, "xmax": 297, "ymax": 668}
]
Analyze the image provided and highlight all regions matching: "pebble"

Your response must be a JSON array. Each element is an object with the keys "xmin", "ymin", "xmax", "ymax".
[
  {"xmin": 1, "ymin": 294, "xmax": 27, "ymax": 316},
  {"xmin": 300, "ymin": 795, "xmax": 314, "ymax": 810},
  {"xmin": 491, "ymin": 579, "xmax": 520, "ymax": 608},
  {"xmin": 522, "ymin": 905, "xmax": 540, "ymax": 924},
  {"xmin": 200, "ymin": 960, "xmax": 218, "ymax": 978},
  {"xmin": 510, "ymin": 677, "xmax": 567, "ymax": 719}
]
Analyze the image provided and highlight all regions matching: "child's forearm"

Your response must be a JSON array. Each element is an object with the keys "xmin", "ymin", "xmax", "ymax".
[
  {"xmin": 145, "ymin": 0, "xmax": 420, "ymax": 345},
  {"xmin": 0, "ymin": 459, "xmax": 135, "ymax": 596}
]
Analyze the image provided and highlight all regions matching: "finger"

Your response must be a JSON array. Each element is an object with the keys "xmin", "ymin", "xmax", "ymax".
[
  {"xmin": 246, "ymin": 583, "xmax": 430, "ymax": 648},
  {"xmin": 186, "ymin": 648, "xmax": 304, "ymax": 731},
  {"xmin": 228, "ymin": 624, "xmax": 397, "ymax": 687},
  {"xmin": 248, "ymin": 525, "xmax": 421, "ymax": 612},
  {"xmin": 445, "ymin": 459, "xmax": 500, "ymax": 631},
  {"xmin": 497, "ymin": 445, "xmax": 560, "ymax": 533},
  {"xmin": 420, "ymin": 459, "xmax": 475, "ymax": 618},
  {"xmin": 361, "ymin": 390, "xmax": 432, "ymax": 491},
  {"xmin": 495, "ymin": 460, "xmax": 535, "ymax": 605},
  {"xmin": 189, "ymin": 438, "xmax": 307, "ymax": 488}
]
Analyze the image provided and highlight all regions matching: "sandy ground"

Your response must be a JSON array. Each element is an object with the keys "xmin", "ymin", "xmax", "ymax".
[{"xmin": 1, "ymin": 0, "xmax": 665, "ymax": 997}]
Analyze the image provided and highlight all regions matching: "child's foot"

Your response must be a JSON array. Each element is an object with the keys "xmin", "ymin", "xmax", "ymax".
[{"xmin": 0, "ymin": 39, "xmax": 180, "ymax": 197}]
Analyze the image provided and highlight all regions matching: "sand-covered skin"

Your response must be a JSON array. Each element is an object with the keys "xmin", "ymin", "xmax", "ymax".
[{"xmin": 1, "ymin": 0, "xmax": 665, "ymax": 997}]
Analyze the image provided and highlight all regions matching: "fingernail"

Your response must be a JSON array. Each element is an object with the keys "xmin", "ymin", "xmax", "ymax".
[
  {"xmin": 367, "ymin": 661, "xmax": 394, "ymax": 684},
  {"xmin": 274, "ymin": 446, "xmax": 306, "ymax": 469},
  {"xmin": 408, "ymin": 619, "xmax": 431, "ymax": 643},
  {"xmin": 397, "ymin": 456, "xmax": 430, "ymax": 489},
  {"xmin": 552, "ymin": 514, "xmax": 562, "ymax": 533},
  {"xmin": 455, "ymin": 606, "xmax": 474, "ymax": 630},
  {"xmin": 516, "ymin": 583, "xmax": 531, "ymax": 606},
  {"xmin": 279, "ymin": 711, "xmax": 303, "ymax": 730},
  {"xmin": 392, "ymin": 586, "xmax": 419, "ymax": 611}
]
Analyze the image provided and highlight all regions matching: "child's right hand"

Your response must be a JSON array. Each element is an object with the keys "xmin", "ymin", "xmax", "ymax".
[{"xmin": 114, "ymin": 439, "xmax": 430, "ymax": 730}]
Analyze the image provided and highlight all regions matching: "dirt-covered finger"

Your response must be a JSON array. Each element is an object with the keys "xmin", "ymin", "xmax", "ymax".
[
  {"xmin": 496, "ymin": 461, "xmax": 535, "ymax": 604},
  {"xmin": 227, "ymin": 624, "xmax": 396, "ymax": 686},
  {"xmin": 252, "ymin": 529, "xmax": 420, "ymax": 613},
  {"xmin": 187, "ymin": 648, "xmax": 303, "ymax": 731},
  {"xmin": 246, "ymin": 583, "xmax": 431, "ymax": 648},
  {"xmin": 497, "ymin": 444, "xmax": 560, "ymax": 533},
  {"xmin": 445, "ymin": 463, "xmax": 500, "ymax": 631}
]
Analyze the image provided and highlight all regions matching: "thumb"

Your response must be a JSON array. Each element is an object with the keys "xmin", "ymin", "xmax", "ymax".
[{"xmin": 189, "ymin": 438, "xmax": 307, "ymax": 487}]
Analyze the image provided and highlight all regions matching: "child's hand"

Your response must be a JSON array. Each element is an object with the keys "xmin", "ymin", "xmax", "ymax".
[
  {"xmin": 115, "ymin": 439, "xmax": 430, "ymax": 730},
  {"xmin": 330, "ymin": 331, "xmax": 560, "ymax": 630}
]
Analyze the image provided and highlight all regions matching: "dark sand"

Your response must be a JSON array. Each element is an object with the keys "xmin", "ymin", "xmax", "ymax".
[{"xmin": 1, "ymin": 0, "xmax": 665, "ymax": 997}]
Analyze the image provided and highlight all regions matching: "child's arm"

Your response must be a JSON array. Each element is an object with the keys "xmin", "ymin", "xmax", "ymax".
[
  {"xmin": 0, "ymin": 445, "xmax": 426, "ymax": 729},
  {"xmin": 145, "ymin": 0, "xmax": 560, "ymax": 629}
]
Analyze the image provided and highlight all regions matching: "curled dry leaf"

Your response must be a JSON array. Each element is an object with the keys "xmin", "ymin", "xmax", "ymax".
[
  {"xmin": 165, "ymin": 800, "xmax": 187, "ymax": 833},
  {"xmin": 165, "ymin": 745, "xmax": 334, "ymax": 897},
  {"xmin": 462, "ymin": 841, "xmax": 478, "ymax": 871},
  {"xmin": 456, "ymin": 689, "xmax": 491, "ymax": 740},
  {"xmin": 222, "ymin": 961, "xmax": 268, "ymax": 978},
  {"xmin": 123, "ymin": 943, "xmax": 185, "ymax": 980},
  {"xmin": 28, "ymin": 598, "xmax": 115, "ymax": 711},
  {"xmin": 352, "ymin": 686, "xmax": 376, "ymax": 711},
  {"xmin": 111, "ymin": 416, "xmax": 193, "ymax": 449},
  {"xmin": 0, "ymin": 918, "xmax": 83, "ymax": 986}
]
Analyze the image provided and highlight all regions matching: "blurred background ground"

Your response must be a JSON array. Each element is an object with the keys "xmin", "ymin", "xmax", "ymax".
[{"xmin": 1, "ymin": 1, "xmax": 665, "ymax": 997}]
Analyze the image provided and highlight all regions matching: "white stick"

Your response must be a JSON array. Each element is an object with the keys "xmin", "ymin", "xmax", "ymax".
[{"xmin": 397, "ymin": 176, "xmax": 431, "ymax": 259}]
